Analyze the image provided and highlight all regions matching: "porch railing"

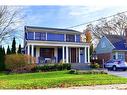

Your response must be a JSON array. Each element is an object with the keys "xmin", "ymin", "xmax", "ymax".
[{"xmin": 38, "ymin": 57, "xmax": 56, "ymax": 64}]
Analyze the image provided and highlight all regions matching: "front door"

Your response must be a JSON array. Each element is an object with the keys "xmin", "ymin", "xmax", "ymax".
[{"xmin": 71, "ymin": 48, "xmax": 76, "ymax": 63}]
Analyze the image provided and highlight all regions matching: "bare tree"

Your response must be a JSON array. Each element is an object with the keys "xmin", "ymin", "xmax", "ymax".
[
  {"xmin": 0, "ymin": 6, "xmax": 25, "ymax": 44},
  {"xmin": 87, "ymin": 12, "xmax": 127, "ymax": 40}
]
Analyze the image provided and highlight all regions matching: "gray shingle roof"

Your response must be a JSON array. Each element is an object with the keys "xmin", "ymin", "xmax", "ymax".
[{"xmin": 25, "ymin": 26, "xmax": 81, "ymax": 34}]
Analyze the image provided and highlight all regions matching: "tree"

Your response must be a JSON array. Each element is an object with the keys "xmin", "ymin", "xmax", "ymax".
[
  {"xmin": 17, "ymin": 44, "xmax": 22, "ymax": 54},
  {"xmin": 11, "ymin": 37, "xmax": 16, "ymax": 54},
  {"xmin": 2, "ymin": 47, "xmax": 5, "ymax": 55},
  {"xmin": 7, "ymin": 45, "xmax": 11, "ymax": 54},
  {"xmin": 87, "ymin": 12, "xmax": 127, "ymax": 40},
  {"xmin": 0, "ymin": 46, "xmax": 5, "ymax": 71},
  {"xmin": 0, "ymin": 6, "xmax": 25, "ymax": 44},
  {"xmin": 84, "ymin": 28, "xmax": 92, "ymax": 43}
]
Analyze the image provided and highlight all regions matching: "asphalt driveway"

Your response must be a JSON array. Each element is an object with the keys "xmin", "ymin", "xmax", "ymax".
[{"xmin": 108, "ymin": 71, "xmax": 127, "ymax": 78}]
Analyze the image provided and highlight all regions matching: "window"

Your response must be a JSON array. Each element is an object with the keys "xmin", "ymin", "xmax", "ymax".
[
  {"xmin": 27, "ymin": 32, "xmax": 34, "ymax": 40},
  {"xmin": 101, "ymin": 42, "xmax": 106, "ymax": 48},
  {"xmin": 47, "ymin": 33, "xmax": 64, "ymax": 41},
  {"xmin": 118, "ymin": 52, "xmax": 125, "ymax": 60},
  {"xmin": 35, "ymin": 32, "xmax": 46, "ymax": 40},
  {"xmin": 66, "ymin": 34, "xmax": 75, "ymax": 42}
]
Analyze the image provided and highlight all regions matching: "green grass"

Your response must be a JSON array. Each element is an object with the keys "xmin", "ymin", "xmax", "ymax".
[{"xmin": 0, "ymin": 71, "xmax": 127, "ymax": 89}]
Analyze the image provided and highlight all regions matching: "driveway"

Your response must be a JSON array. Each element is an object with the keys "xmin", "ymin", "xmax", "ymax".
[{"xmin": 107, "ymin": 71, "xmax": 127, "ymax": 78}]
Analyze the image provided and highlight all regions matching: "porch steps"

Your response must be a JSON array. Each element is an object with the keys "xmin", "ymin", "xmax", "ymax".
[{"xmin": 71, "ymin": 63, "xmax": 91, "ymax": 70}]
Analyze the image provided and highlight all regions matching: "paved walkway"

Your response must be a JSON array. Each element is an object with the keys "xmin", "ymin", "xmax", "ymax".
[
  {"xmin": 48, "ymin": 84, "xmax": 127, "ymax": 90},
  {"xmin": 107, "ymin": 71, "xmax": 127, "ymax": 78}
]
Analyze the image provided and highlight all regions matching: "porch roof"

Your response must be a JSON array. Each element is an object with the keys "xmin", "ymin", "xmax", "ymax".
[{"xmin": 26, "ymin": 40, "xmax": 90, "ymax": 47}]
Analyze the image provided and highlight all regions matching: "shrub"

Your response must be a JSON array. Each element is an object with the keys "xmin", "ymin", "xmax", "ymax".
[
  {"xmin": 34, "ymin": 63, "xmax": 71, "ymax": 72},
  {"xmin": 90, "ymin": 63, "xmax": 100, "ymax": 69},
  {"xmin": 5, "ymin": 54, "xmax": 36, "ymax": 73},
  {"xmin": 69, "ymin": 70, "xmax": 107, "ymax": 74}
]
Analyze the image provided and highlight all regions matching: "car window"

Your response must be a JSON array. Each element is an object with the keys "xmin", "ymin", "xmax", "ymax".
[{"xmin": 106, "ymin": 60, "xmax": 113, "ymax": 63}]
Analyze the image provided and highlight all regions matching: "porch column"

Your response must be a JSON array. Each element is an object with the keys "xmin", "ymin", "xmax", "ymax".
[
  {"xmin": 54, "ymin": 47, "xmax": 58, "ymax": 63},
  {"xmin": 85, "ymin": 47, "xmax": 87, "ymax": 63},
  {"xmin": 31, "ymin": 45, "xmax": 34, "ymax": 63},
  {"xmin": 88, "ymin": 46, "xmax": 90, "ymax": 63},
  {"xmin": 79, "ymin": 48, "xmax": 80, "ymax": 63},
  {"xmin": 31, "ymin": 45, "xmax": 34, "ymax": 57},
  {"xmin": 27, "ymin": 45, "xmax": 30, "ymax": 63},
  {"xmin": 62, "ymin": 46, "xmax": 65, "ymax": 63},
  {"xmin": 27, "ymin": 45, "xmax": 30, "ymax": 55},
  {"xmin": 115, "ymin": 52, "xmax": 118, "ymax": 59},
  {"xmin": 66, "ymin": 46, "xmax": 69, "ymax": 63}
]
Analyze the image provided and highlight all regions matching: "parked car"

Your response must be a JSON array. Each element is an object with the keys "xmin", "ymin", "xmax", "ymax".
[{"xmin": 104, "ymin": 59, "xmax": 127, "ymax": 71}]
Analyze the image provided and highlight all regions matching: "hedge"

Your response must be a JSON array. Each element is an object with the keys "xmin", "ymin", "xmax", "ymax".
[{"xmin": 33, "ymin": 63, "xmax": 71, "ymax": 72}]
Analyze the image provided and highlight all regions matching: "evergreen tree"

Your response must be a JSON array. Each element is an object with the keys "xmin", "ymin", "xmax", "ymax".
[
  {"xmin": 17, "ymin": 44, "xmax": 22, "ymax": 54},
  {"xmin": 7, "ymin": 45, "xmax": 11, "ymax": 54},
  {"xmin": 0, "ymin": 46, "xmax": 5, "ymax": 71},
  {"xmin": 2, "ymin": 47, "xmax": 5, "ymax": 55},
  {"xmin": 11, "ymin": 37, "xmax": 16, "ymax": 54}
]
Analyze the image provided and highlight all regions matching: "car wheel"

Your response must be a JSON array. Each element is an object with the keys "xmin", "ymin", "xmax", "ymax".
[
  {"xmin": 123, "ymin": 69, "xmax": 126, "ymax": 71},
  {"xmin": 112, "ymin": 66, "xmax": 117, "ymax": 71}
]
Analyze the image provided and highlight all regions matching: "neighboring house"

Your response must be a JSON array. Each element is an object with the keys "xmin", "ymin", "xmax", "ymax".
[
  {"xmin": 95, "ymin": 31, "xmax": 127, "ymax": 62},
  {"xmin": 24, "ymin": 26, "xmax": 90, "ymax": 64}
]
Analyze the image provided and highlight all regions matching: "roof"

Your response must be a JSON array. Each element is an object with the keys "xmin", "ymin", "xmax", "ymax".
[
  {"xmin": 104, "ymin": 35, "xmax": 127, "ymax": 50},
  {"xmin": 25, "ymin": 26, "xmax": 81, "ymax": 34}
]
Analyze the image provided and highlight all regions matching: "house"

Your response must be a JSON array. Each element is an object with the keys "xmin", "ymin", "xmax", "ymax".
[
  {"xmin": 24, "ymin": 26, "xmax": 90, "ymax": 64},
  {"xmin": 95, "ymin": 29, "xmax": 127, "ymax": 62}
]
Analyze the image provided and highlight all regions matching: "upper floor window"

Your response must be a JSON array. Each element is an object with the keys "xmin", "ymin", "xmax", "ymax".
[
  {"xmin": 47, "ymin": 33, "xmax": 64, "ymax": 41},
  {"xmin": 35, "ymin": 32, "xmax": 46, "ymax": 40},
  {"xmin": 66, "ymin": 34, "xmax": 75, "ymax": 42},
  {"xmin": 27, "ymin": 32, "xmax": 34, "ymax": 40}
]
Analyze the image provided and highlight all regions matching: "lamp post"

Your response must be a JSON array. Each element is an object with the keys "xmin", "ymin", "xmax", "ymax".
[{"xmin": 92, "ymin": 52, "xmax": 98, "ymax": 64}]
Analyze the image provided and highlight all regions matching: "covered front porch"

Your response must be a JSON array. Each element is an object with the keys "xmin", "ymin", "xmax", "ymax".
[{"xmin": 25, "ymin": 41, "xmax": 90, "ymax": 64}]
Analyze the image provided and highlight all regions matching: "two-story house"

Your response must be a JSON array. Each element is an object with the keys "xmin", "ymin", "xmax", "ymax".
[{"xmin": 24, "ymin": 26, "xmax": 90, "ymax": 64}]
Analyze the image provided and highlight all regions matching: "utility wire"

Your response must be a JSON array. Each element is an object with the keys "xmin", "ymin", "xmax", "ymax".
[{"xmin": 66, "ymin": 10, "xmax": 127, "ymax": 29}]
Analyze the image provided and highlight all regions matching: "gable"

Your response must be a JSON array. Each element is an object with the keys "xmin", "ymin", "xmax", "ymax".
[{"xmin": 95, "ymin": 36, "xmax": 115, "ymax": 54}]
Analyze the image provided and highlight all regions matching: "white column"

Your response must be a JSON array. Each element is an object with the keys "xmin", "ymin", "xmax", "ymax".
[
  {"xmin": 62, "ymin": 46, "xmax": 65, "ymax": 63},
  {"xmin": 85, "ymin": 47, "xmax": 87, "ymax": 63},
  {"xmin": 115, "ymin": 52, "xmax": 118, "ymax": 59},
  {"xmin": 36, "ymin": 47, "xmax": 40, "ymax": 63},
  {"xmin": 31, "ymin": 45, "xmax": 34, "ymax": 63},
  {"xmin": 79, "ymin": 48, "xmax": 80, "ymax": 63},
  {"xmin": 66, "ymin": 46, "xmax": 69, "ymax": 63},
  {"xmin": 76, "ymin": 48, "xmax": 77, "ymax": 63},
  {"xmin": 88, "ymin": 46, "xmax": 90, "ymax": 63},
  {"xmin": 27, "ymin": 45, "xmax": 30, "ymax": 55},
  {"xmin": 54, "ymin": 47, "xmax": 58, "ymax": 63},
  {"xmin": 31, "ymin": 45, "xmax": 34, "ymax": 57}
]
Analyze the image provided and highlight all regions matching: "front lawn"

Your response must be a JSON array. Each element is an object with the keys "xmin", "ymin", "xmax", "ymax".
[{"xmin": 0, "ymin": 71, "xmax": 127, "ymax": 89}]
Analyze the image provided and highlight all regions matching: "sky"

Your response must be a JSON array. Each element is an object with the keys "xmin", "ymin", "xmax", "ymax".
[
  {"xmin": 23, "ymin": 6, "xmax": 127, "ymax": 32},
  {"xmin": 2, "ymin": 4, "xmax": 127, "ymax": 48}
]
